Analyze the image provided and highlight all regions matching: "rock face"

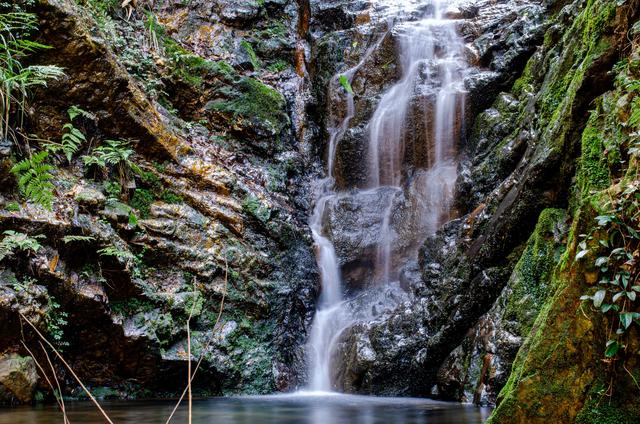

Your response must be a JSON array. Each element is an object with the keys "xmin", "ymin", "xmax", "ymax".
[
  {"xmin": 0, "ymin": 355, "xmax": 39, "ymax": 404},
  {"xmin": 0, "ymin": 0, "xmax": 319, "ymax": 400},
  {"xmin": 310, "ymin": 1, "xmax": 640, "ymax": 422}
]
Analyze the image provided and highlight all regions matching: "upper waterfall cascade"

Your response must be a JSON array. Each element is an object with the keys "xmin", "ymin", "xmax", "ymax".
[{"xmin": 306, "ymin": 0, "xmax": 470, "ymax": 392}]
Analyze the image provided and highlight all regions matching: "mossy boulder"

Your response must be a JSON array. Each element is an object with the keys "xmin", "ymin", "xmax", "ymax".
[{"xmin": 0, "ymin": 354, "xmax": 39, "ymax": 405}]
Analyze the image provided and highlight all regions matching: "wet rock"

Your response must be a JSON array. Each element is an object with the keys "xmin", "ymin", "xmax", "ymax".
[
  {"xmin": 74, "ymin": 187, "xmax": 106, "ymax": 211},
  {"xmin": 101, "ymin": 201, "xmax": 134, "ymax": 223},
  {"xmin": 216, "ymin": 0, "xmax": 263, "ymax": 24},
  {"xmin": 0, "ymin": 354, "xmax": 39, "ymax": 405}
]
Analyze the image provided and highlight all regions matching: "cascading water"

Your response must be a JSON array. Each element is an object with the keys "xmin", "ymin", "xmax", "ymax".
[{"xmin": 306, "ymin": 0, "xmax": 468, "ymax": 392}]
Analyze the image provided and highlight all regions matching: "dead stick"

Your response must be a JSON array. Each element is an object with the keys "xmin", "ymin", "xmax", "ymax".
[
  {"xmin": 39, "ymin": 341, "xmax": 70, "ymax": 424},
  {"xmin": 19, "ymin": 312, "xmax": 114, "ymax": 424},
  {"xmin": 165, "ymin": 259, "xmax": 228, "ymax": 424},
  {"xmin": 21, "ymin": 341, "xmax": 69, "ymax": 424}
]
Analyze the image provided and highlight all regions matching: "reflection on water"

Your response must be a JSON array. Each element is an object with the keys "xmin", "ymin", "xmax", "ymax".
[{"xmin": 0, "ymin": 394, "xmax": 490, "ymax": 424}]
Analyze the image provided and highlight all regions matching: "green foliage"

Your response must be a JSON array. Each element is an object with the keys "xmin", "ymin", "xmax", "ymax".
[
  {"xmin": 240, "ymin": 40, "xmax": 261, "ymax": 70},
  {"xmin": 62, "ymin": 235, "xmax": 96, "ymax": 243},
  {"xmin": 130, "ymin": 188, "xmax": 154, "ymax": 218},
  {"xmin": 10, "ymin": 151, "xmax": 55, "ymax": 209},
  {"xmin": 267, "ymin": 60, "xmax": 288, "ymax": 73},
  {"xmin": 339, "ymin": 75, "xmax": 353, "ymax": 94},
  {"xmin": 110, "ymin": 298, "xmax": 156, "ymax": 316},
  {"xmin": 578, "ymin": 60, "xmax": 640, "ymax": 361},
  {"xmin": 0, "ymin": 12, "xmax": 64, "ymax": 141},
  {"xmin": 161, "ymin": 190, "xmax": 183, "ymax": 204},
  {"xmin": 242, "ymin": 194, "xmax": 270, "ymax": 223},
  {"xmin": 629, "ymin": 97, "xmax": 640, "ymax": 129},
  {"xmin": 44, "ymin": 106, "xmax": 95, "ymax": 162},
  {"xmin": 208, "ymin": 77, "xmax": 287, "ymax": 131},
  {"xmin": 4, "ymin": 201, "xmax": 19, "ymax": 212},
  {"xmin": 578, "ymin": 180, "xmax": 640, "ymax": 358},
  {"xmin": 0, "ymin": 230, "xmax": 44, "ymax": 260},
  {"xmin": 103, "ymin": 181, "xmax": 122, "ymax": 199},
  {"xmin": 98, "ymin": 245, "xmax": 136, "ymax": 262},
  {"xmin": 45, "ymin": 297, "xmax": 68, "ymax": 348},
  {"xmin": 83, "ymin": 139, "xmax": 139, "ymax": 187}
]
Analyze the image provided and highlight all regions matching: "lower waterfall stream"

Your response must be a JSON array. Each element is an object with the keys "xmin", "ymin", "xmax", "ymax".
[{"xmin": 306, "ymin": 0, "xmax": 467, "ymax": 393}]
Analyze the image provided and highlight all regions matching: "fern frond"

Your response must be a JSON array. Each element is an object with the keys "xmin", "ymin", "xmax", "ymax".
[
  {"xmin": 62, "ymin": 235, "xmax": 96, "ymax": 244},
  {"xmin": 67, "ymin": 105, "xmax": 96, "ymax": 121},
  {"xmin": 629, "ymin": 97, "xmax": 640, "ymax": 129},
  {"xmin": 10, "ymin": 151, "xmax": 55, "ymax": 210}
]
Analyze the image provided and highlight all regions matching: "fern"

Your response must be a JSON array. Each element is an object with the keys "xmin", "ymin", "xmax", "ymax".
[
  {"xmin": 98, "ymin": 246, "xmax": 135, "ymax": 264},
  {"xmin": 0, "ymin": 12, "xmax": 64, "ymax": 141},
  {"xmin": 83, "ymin": 139, "xmax": 140, "ymax": 187},
  {"xmin": 0, "ymin": 230, "xmax": 45, "ymax": 261},
  {"xmin": 45, "ymin": 106, "xmax": 95, "ymax": 162},
  {"xmin": 629, "ymin": 97, "xmax": 640, "ymax": 129},
  {"xmin": 10, "ymin": 151, "xmax": 55, "ymax": 210},
  {"xmin": 62, "ymin": 235, "xmax": 96, "ymax": 243},
  {"xmin": 67, "ymin": 105, "xmax": 95, "ymax": 121}
]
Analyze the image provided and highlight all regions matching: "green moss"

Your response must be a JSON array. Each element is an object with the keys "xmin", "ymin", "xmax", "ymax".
[
  {"xmin": 242, "ymin": 194, "xmax": 271, "ymax": 223},
  {"xmin": 161, "ymin": 190, "xmax": 183, "ymax": 204},
  {"xmin": 4, "ymin": 201, "xmax": 20, "ymax": 212},
  {"xmin": 208, "ymin": 77, "xmax": 288, "ymax": 132},
  {"xmin": 502, "ymin": 208, "xmax": 567, "ymax": 335},
  {"xmin": 110, "ymin": 298, "xmax": 156, "ymax": 316},
  {"xmin": 575, "ymin": 390, "xmax": 640, "ymax": 424},
  {"xmin": 576, "ymin": 106, "xmax": 611, "ymax": 197},
  {"xmin": 240, "ymin": 40, "xmax": 261, "ymax": 70},
  {"xmin": 130, "ymin": 188, "xmax": 154, "ymax": 218}
]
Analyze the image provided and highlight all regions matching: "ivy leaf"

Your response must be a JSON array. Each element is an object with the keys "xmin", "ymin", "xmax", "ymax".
[
  {"xmin": 595, "ymin": 256, "xmax": 609, "ymax": 267},
  {"xmin": 605, "ymin": 340, "xmax": 620, "ymax": 358},
  {"xmin": 631, "ymin": 285, "xmax": 640, "ymax": 292},
  {"xmin": 601, "ymin": 303, "xmax": 614, "ymax": 313},
  {"xmin": 626, "ymin": 225, "xmax": 640, "ymax": 239},
  {"xmin": 627, "ymin": 291, "xmax": 637, "ymax": 301},
  {"xmin": 611, "ymin": 247, "xmax": 626, "ymax": 257},
  {"xmin": 620, "ymin": 312, "xmax": 634, "ymax": 329},
  {"xmin": 576, "ymin": 249, "xmax": 589, "ymax": 260},
  {"xmin": 613, "ymin": 292, "xmax": 624, "ymax": 303},
  {"xmin": 595, "ymin": 215, "xmax": 614, "ymax": 226},
  {"xmin": 593, "ymin": 290, "xmax": 606, "ymax": 308}
]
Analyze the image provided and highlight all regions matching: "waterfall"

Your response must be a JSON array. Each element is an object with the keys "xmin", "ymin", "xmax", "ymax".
[{"xmin": 306, "ymin": 0, "xmax": 467, "ymax": 393}]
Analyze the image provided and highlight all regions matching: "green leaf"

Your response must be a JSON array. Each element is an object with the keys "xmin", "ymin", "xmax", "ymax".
[
  {"xmin": 620, "ymin": 312, "xmax": 634, "ymax": 329},
  {"xmin": 595, "ymin": 215, "xmax": 614, "ymax": 226},
  {"xmin": 593, "ymin": 290, "xmax": 606, "ymax": 308},
  {"xmin": 605, "ymin": 340, "xmax": 620, "ymax": 357},
  {"xmin": 576, "ymin": 249, "xmax": 589, "ymax": 260},
  {"xmin": 339, "ymin": 75, "xmax": 354, "ymax": 94},
  {"xmin": 627, "ymin": 291, "xmax": 637, "ymax": 301},
  {"xmin": 595, "ymin": 256, "xmax": 609, "ymax": 267},
  {"xmin": 601, "ymin": 304, "xmax": 614, "ymax": 313}
]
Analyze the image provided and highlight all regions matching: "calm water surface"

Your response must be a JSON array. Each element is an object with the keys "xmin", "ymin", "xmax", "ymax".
[{"xmin": 0, "ymin": 394, "xmax": 490, "ymax": 424}]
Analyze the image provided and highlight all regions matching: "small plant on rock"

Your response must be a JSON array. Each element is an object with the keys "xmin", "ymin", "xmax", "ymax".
[
  {"xmin": 44, "ymin": 105, "xmax": 95, "ymax": 163},
  {"xmin": 82, "ymin": 139, "xmax": 140, "ymax": 189},
  {"xmin": 0, "ymin": 230, "xmax": 44, "ymax": 260},
  {"xmin": 0, "ymin": 12, "xmax": 64, "ymax": 142},
  {"xmin": 10, "ymin": 150, "xmax": 55, "ymax": 209}
]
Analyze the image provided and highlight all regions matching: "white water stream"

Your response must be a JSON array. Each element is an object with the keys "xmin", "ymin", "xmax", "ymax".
[{"xmin": 306, "ymin": 0, "xmax": 468, "ymax": 392}]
